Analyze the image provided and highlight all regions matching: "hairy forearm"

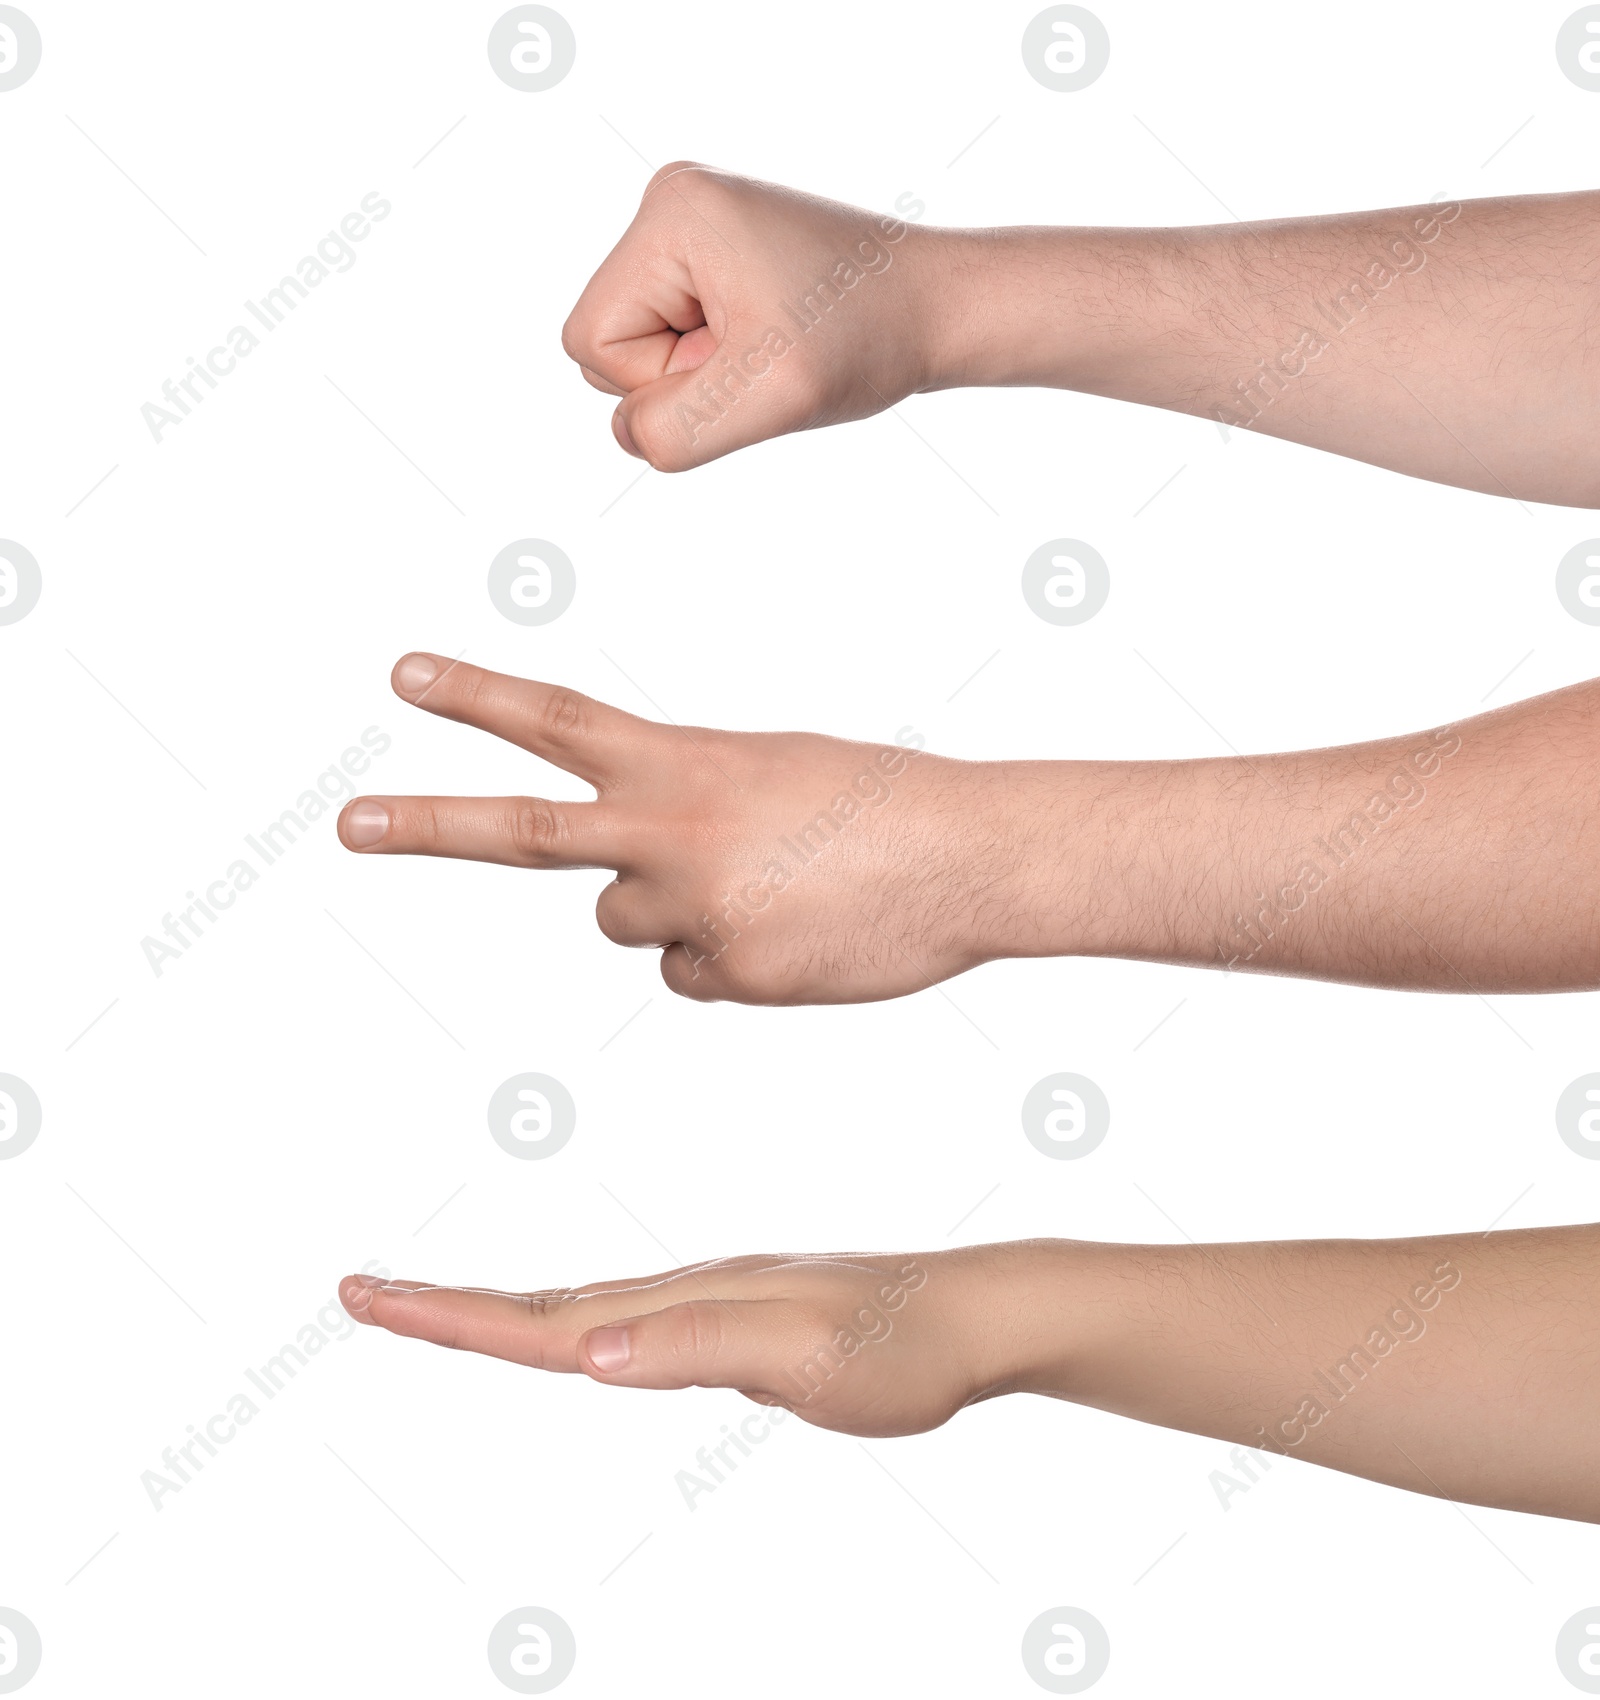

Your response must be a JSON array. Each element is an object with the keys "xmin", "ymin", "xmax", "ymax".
[
  {"xmin": 924, "ymin": 190, "xmax": 1600, "ymax": 505},
  {"xmin": 972, "ymin": 1225, "xmax": 1600, "ymax": 1521},
  {"xmin": 979, "ymin": 675, "xmax": 1600, "ymax": 991}
]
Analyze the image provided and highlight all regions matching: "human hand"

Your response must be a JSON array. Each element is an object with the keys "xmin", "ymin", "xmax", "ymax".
[
  {"xmin": 562, "ymin": 163, "xmax": 949, "ymax": 471},
  {"xmin": 339, "ymin": 1249, "xmax": 995, "ymax": 1438},
  {"xmin": 336, "ymin": 654, "xmax": 1030, "ymax": 1005},
  {"xmin": 341, "ymin": 1223, "xmax": 1600, "ymax": 1521}
]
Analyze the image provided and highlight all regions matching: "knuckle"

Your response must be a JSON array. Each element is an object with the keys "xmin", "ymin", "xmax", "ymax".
[
  {"xmin": 449, "ymin": 664, "xmax": 488, "ymax": 716},
  {"xmin": 406, "ymin": 799, "xmax": 444, "ymax": 851},
  {"xmin": 621, "ymin": 404, "xmax": 671, "ymax": 470},
  {"xmin": 509, "ymin": 799, "xmax": 563, "ymax": 863},
  {"xmin": 539, "ymin": 687, "xmax": 588, "ymax": 742},
  {"xmin": 559, "ymin": 312, "xmax": 585, "ymax": 363},
  {"xmin": 524, "ymin": 1287, "xmax": 579, "ymax": 1316},
  {"xmin": 628, "ymin": 409, "xmax": 695, "ymax": 475},
  {"xmin": 645, "ymin": 158, "xmax": 704, "ymax": 194},
  {"xmin": 671, "ymin": 1302, "xmax": 720, "ymax": 1364}
]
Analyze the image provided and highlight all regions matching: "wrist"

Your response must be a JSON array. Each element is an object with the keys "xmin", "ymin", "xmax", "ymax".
[
  {"xmin": 962, "ymin": 759, "xmax": 1156, "ymax": 964},
  {"xmin": 944, "ymin": 1239, "xmax": 1153, "ymax": 1402},
  {"xmin": 897, "ymin": 224, "xmax": 974, "ymax": 393},
  {"xmin": 923, "ymin": 759, "xmax": 1075, "ymax": 966},
  {"xmin": 968, "ymin": 756, "xmax": 1274, "ymax": 971},
  {"xmin": 914, "ymin": 225, "xmax": 1189, "ymax": 396}
]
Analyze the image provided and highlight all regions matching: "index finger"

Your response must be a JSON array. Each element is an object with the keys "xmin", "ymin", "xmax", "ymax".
[{"xmin": 391, "ymin": 654, "xmax": 657, "ymax": 786}]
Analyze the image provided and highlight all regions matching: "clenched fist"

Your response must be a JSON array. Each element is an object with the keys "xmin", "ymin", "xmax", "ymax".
[
  {"xmin": 562, "ymin": 163, "xmax": 950, "ymax": 471},
  {"xmin": 566, "ymin": 171, "xmax": 1600, "ymax": 505}
]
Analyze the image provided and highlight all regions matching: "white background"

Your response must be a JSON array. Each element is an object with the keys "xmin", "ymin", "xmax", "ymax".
[{"xmin": 5, "ymin": 1, "xmax": 1600, "ymax": 1693}]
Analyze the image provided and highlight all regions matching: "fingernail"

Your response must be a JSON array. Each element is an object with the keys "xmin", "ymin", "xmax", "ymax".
[
  {"xmin": 394, "ymin": 653, "xmax": 439, "ymax": 696},
  {"xmin": 611, "ymin": 411, "xmax": 640, "ymax": 459},
  {"xmin": 343, "ymin": 801, "xmax": 389, "ymax": 848},
  {"xmin": 585, "ymin": 1327, "xmax": 631, "ymax": 1372},
  {"xmin": 342, "ymin": 1274, "xmax": 387, "ymax": 1316}
]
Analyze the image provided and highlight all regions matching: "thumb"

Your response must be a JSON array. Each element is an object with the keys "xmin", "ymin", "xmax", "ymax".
[
  {"xmin": 615, "ymin": 325, "xmax": 801, "ymax": 472},
  {"xmin": 579, "ymin": 1298, "xmax": 792, "ymax": 1393}
]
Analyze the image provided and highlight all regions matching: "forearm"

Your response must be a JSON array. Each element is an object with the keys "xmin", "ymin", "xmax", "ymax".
[
  {"xmin": 978, "ymin": 675, "xmax": 1600, "ymax": 991},
  {"xmin": 973, "ymin": 1226, "xmax": 1600, "ymax": 1522},
  {"xmin": 924, "ymin": 190, "xmax": 1600, "ymax": 505}
]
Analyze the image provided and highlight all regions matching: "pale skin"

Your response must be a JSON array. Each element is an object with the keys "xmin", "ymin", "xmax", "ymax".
[
  {"xmin": 337, "ymin": 654, "xmax": 1600, "ymax": 1003},
  {"xmin": 564, "ymin": 164, "xmax": 1600, "ymax": 505},
  {"xmin": 326, "ymin": 177, "xmax": 1600, "ymax": 1539},
  {"xmin": 339, "ymin": 1220, "xmax": 1600, "ymax": 1522}
]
